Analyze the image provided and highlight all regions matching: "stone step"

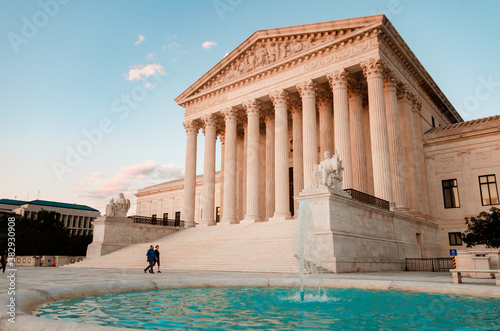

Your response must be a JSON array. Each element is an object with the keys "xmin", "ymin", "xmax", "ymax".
[{"xmin": 69, "ymin": 219, "xmax": 301, "ymax": 273}]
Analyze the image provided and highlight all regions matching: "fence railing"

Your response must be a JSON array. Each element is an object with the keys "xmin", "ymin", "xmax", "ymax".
[
  {"xmin": 128, "ymin": 215, "xmax": 185, "ymax": 228},
  {"xmin": 344, "ymin": 188, "xmax": 390, "ymax": 210},
  {"xmin": 404, "ymin": 258, "xmax": 454, "ymax": 272}
]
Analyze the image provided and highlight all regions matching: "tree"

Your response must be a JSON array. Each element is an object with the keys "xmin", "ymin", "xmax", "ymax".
[
  {"xmin": 462, "ymin": 207, "xmax": 500, "ymax": 249},
  {"xmin": 0, "ymin": 209, "xmax": 93, "ymax": 256}
]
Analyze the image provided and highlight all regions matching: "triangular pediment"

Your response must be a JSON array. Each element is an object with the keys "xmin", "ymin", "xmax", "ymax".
[{"xmin": 175, "ymin": 15, "xmax": 385, "ymax": 105}]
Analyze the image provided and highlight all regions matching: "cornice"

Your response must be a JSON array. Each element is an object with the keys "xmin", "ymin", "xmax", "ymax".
[
  {"xmin": 378, "ymin": 20, "xmax": 462, "ymax": 123},
  {"xmin": 178, "ymin": 19, "xmax": 385, "ymax": 110},
  {"xmin": 176, "ymin": 15, "xmax": 385, "ymax": 105}
]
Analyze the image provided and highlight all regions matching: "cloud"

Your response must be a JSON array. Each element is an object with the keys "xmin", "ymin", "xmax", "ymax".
[
  {"xmin": 135, "ymin": 34, "xmax": 146, "ymax": 45},
  {"xmin": 144, "ymin": 82, "xmax": 153, "ymax": 89},
  {"xmin": 202, "ymin": 41, "xmax": 217, "ymax": 49},
  {"xmin": 126, "ymin": 63, "xmax": 165, "ymax": 81},
  {"xmin": 77, "ymin": 160, "xmax": 184, "ymax": 215},
  {"xmin": 147, "ymin": 52, "xmax": 155, "ymax": 60}
]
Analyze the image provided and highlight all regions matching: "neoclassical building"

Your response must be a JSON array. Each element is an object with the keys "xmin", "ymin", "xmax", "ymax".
[{"xmin": 136, "ymin": 15, "xmax": 499, "ymax": 260}]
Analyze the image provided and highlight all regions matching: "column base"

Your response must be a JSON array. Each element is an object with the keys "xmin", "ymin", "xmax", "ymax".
[
  {"xmin": 198, "ymin": 219, "xmax": 216, "ymax": 226},
  {"xmin": 241, "ymin": 215, "xmax": 261, "ymax": 224},
  {"xmin": 270, "ymin": 212, "xmax": 293, "ymax": 222},
  {"xmin": 393, "ymin": 206, "xmax": 409, "ymax": 213},
  {"xmin": 184, "ymin": 222, "xmax": 196, "ymax": 228}
]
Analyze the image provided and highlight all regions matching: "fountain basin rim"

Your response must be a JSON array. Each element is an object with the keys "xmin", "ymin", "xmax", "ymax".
[{"xmin": 2, "ymin": 274, "xmax": 500, "ymax": 331}]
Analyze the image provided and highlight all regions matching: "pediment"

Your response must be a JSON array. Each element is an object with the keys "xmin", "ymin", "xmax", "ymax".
[{"xmin": 175, "ymin": 15, "xmax": 385, "ymax": 105}]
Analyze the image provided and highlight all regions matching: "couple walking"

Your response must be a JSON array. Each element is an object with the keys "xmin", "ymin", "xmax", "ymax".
[{"xmin": 144, "ymin": 245, "xmax": 161, "ymax": 274}]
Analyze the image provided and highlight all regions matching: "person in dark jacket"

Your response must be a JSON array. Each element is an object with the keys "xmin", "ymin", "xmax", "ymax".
[
  {"xmin": 155, "ymin": 245, "xmax": 161, "ymax": 273},
  {"xmin": 144, "ymin": 245, "xmax": 156, "ymax": 274}
]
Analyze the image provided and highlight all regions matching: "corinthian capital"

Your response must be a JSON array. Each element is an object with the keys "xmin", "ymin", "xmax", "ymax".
[
  {"xmin": 242, "ymin": 99, "xmax": 261, "ymax": 116},
  {"xmin": 412, "ymin": 96, "xmax": 422, "ymax": 113},
  {"xmin": 383, "ymin": 72, "xmax": 399, "ymax": 91},
  {"xmin": 316, "ymin": 87, "xmax": 332, "ymax": 108},
  {"xmin": 269, "ymin": 89, "xmax": 289, "ymax": 108},
  {"xmin": 296, "ymin": 79, "xmax": 317, "ymax": 99},
  {"xmin": 221, "ymin": 107, "xmax": 238, "ymax": 123},
  {"xmin": 361, "ymin": 57, "xmax": 384, "ymax": 78},
  {"xmin": 183, "ymin": 120, "xmax": 200, "ymax": 135},
  {"xmin": 327, "ymin": 69, "xmax": 349, "ymax": 90},
  {"xmin": 201, "ymin": 114, "xmax": 217, "ymax": 134}
]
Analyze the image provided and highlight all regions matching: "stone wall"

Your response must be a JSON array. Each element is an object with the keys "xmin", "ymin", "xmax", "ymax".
[
  {"xmin": 86, "ymin": 216, "xmax": 181, "ymax": 258},
  {"xmin": 297, "ymin": 186, "xmax": 439, "ymax": 273}
]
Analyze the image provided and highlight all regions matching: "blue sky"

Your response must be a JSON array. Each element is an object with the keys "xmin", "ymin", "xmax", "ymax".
[{"xmin": 1, "ymin": 0, "xmax": 499, "ymax": 214}]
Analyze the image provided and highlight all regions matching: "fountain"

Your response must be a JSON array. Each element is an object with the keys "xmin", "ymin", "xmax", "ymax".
[{"xmin": 295, "ymin": 199, "xmax": 324, "ymax": 301}]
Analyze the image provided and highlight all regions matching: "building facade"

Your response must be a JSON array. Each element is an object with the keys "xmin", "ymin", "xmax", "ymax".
[
  {"xmin": 136, "ymin": 15, "xmax": 499, "ymax": 257},
  {"xmin": 0, "ymin": 199, "xmax": 100, "ymax": 236}
]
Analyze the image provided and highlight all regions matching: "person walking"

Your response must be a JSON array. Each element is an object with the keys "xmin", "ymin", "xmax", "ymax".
[
  {"xmin": 155, "ymin": 245, "xmax": 161, "ymax": 273},
  {"xmin": 1, "ymin": 250, "xmax": 7, "ymax": 273},
  {"xmin": 144, "ymin": 245, "xmax": 156, "ymax": 274}
]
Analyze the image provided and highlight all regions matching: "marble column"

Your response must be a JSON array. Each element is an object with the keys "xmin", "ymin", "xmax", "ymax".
[
  {"xmin": 200, "ymin": 114, "xmax": 217, "ymax": 226},
  {"xmin": 412, "ymin": 97, "xmax": 431, "ymax": 216},
  {"xmin": 221, "ymin": 107, "xmax": 238, "ymax": 224},
  {"xmin": 361, "ymin": 58, "xmax": 394, "ymax": 204},
  {"xmin": 243, "ymin": 99, "xmax": 261, "ymax": 222},
  {"xmin": 397, "ymin": 88, "xmax": 420, "ymax": 213},
  {"xmin": 316, "ymin": 88, "xmax": 334, "ymax": 157},
  {"xmin": 219, "ymin": 131, "xmax": 225, "ymax": 221},
  {"xmin": 328, "ymin": 69, "xmax": 352, "ymax": 189},
  {"xmin": 290, "ymin": 98, "xmax": 304, "ymax": 214},
  {"xmin": 263, "ymin": 109, "xmax": 275, "ymax": 220},
  {"xmin": 270, "ymin": 89, "xmax": 292, "ymax": 220},
  {"xmin": 348, "ymin": 82, "xmax": 368, "ymax": 193},
  {"xmin": 384, "ymin": 75, "xmax": 408, "ymax": 210},
  {"xmin": 297, "ymin": 79, "xmax": 318, "ymax": 190},
  {"xmin": 182, "ymin": 120, "xmax": 198, "ymax": 227}
]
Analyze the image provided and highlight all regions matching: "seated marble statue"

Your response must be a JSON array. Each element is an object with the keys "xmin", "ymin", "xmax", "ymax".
[
  {"xmin": 105, "ymin": 193, "xmax": 131, "ymax": 217},
  {"xmin": 313, "ymin": 151, "xmax": 343, "ymax": 188}
]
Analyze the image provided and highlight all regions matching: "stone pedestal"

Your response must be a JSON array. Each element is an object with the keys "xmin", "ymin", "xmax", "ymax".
[
  {"xmin": 86, "ymin": 216, "xmax": 180, "ymax": 258},
  {"xmin": 296, "ymin": 186, "xmax": 438, "ymax": 273}
]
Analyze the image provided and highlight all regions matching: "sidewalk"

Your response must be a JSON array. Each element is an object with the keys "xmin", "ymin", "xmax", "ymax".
[{"xmin": 1, "ymin": 267, "xmax": 499, "ymax": 330}]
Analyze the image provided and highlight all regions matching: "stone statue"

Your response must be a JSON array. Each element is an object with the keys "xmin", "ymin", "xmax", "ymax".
[
  {"xmin": 313, "ymin": 151, "xmax": 343, "ymax": 188},
  {"xmin": 105, "ymin": 193, "xmax": 131, "ymax": 217}
]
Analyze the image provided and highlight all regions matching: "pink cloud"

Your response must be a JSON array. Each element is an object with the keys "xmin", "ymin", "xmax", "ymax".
[
  {"xmin": 76, "ymin": 160, "xmax": 184, "ymax": 215},
  {"xmin": 126, "ymin": 63, "xmax": 165, "ymax": 81}
]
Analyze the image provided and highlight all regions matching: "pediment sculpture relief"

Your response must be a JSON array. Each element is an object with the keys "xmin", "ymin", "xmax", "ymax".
[{"xmin": 198, "ymin": 29, "xmax": 359, "ymax": 93}]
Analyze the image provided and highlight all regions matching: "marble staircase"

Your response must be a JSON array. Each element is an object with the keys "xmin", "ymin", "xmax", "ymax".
[{"xmin": 67, "ymin": 219, "xmax": 301, "ymax": 273}]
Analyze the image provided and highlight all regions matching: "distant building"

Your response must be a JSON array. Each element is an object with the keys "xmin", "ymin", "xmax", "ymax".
[{"xmin": 0, "ymin": 199, "xmax": 100, "ymax": 236}]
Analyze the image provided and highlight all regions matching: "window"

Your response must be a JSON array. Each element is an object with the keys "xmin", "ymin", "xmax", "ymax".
[
  {"xmin": 442, "ymin": 179, "xmax": 460, "ymax": 208},
  {"xmin": 449, "ymin": 232, "xmax": 462, "ymax": 246},
  {"xmin": 432, "ymin": 116, "xmax": 435, "ymax": 128},
  {"xmin": 175, "ymin": 212, "xmax": 181, "ymax": 221},
  {"xmin": 163, "ymin": 213, "xmax": 168, "ymax": 220},
  {"xmin": 216, "ymin": 207, "xmax": 220, "ymax": 223},
  {"xmin": 479, "ymin": 175, "xmax": 499, "ymax": 206}
]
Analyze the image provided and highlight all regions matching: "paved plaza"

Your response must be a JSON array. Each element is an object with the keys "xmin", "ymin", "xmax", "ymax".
[{"xmin": 0, "ymin": 267, "xmax": 499, "ymax": 330}]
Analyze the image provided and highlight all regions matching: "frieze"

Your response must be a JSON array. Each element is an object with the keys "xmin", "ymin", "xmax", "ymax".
[{"xmin": 185, "ymin": 94, "xmax": 227, "ymax": 115}]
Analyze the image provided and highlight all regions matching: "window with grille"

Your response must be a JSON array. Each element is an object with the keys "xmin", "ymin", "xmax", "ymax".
[
  {"xmin": 442, "ymin": 179, "xmax": 460, "ymax": 208},
  {"xmin": 479, "ymin": 174, "xmax": 499, "ymax": 206},
  {"xmin": 448, "ymin": 232, "xmax": 463, "ymax": 246}
]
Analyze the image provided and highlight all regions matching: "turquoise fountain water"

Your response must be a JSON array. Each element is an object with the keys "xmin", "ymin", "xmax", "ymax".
[
  {"xmin": 296, "ymin": 199, "xmax": 324, "ymax": 301},
  {"xmin": 36, "ymin": 286, "xmax": 500, "ymax": 330}
]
